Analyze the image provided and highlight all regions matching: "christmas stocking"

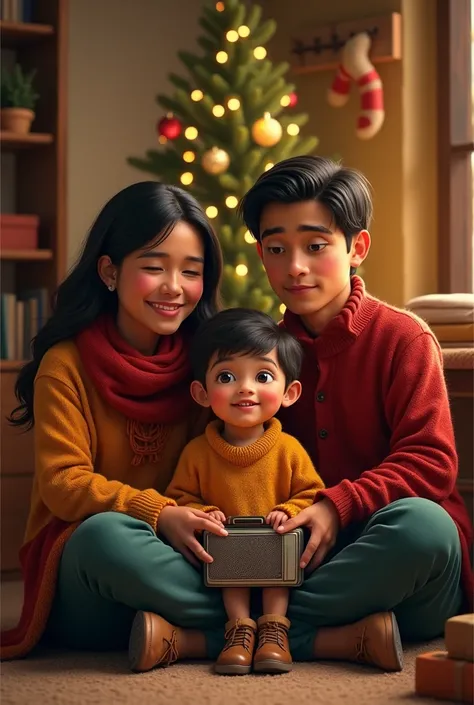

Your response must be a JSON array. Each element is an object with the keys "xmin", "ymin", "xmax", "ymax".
[{"xmin": 328, "ymin": 32, "xmax": 385, "ymax": 140}]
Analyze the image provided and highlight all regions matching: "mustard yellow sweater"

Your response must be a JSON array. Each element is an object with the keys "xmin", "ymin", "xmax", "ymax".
[
  {"xmin": 26, "ymin": 340, "xmax": 206, "ymax": 544},
  {"xmin": 166, "ymin": 418, "xmax": 325, "ymax": 517}
]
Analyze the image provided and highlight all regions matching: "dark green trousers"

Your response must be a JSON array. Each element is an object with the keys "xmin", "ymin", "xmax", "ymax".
[{"xmin": 47, "ymin": 498, "xmax": 463, "ymax": 660}]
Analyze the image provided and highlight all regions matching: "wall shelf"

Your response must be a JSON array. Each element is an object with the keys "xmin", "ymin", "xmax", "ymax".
[
  {"xmin": 0, "ymin": 249, "xmax": 53, "ymax": 261},
  {"xmin": 0, "ymin": 132, "xmax": 54, "ymax": 151},
  {"xmin": 0, "ymin": 20, "xmax": 54, "ymax": 49}
]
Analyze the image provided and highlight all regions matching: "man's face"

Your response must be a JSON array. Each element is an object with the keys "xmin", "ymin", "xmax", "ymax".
[{"xmin": 259, "ymin": 200, "xmax": 367, "ymax": 332}]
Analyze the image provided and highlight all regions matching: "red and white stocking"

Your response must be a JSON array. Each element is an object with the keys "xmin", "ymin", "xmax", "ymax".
[{"xmin": 328, "ymin": 32, "xmax": 385, "ymax": 140}]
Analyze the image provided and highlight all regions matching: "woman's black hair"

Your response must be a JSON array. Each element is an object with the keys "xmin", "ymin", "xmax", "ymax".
[{"xmin": 10, "ymin": 181, "xmax": 222, "ymax": 429}]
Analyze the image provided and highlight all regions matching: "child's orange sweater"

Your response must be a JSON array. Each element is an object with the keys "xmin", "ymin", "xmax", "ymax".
[
  {"xmin": 166, "ymin": 418, "xmax": 325, "ymax": 517},
  {"xmin": 1, "ymin": 341, "xmax": 204, "ymax": 660}
]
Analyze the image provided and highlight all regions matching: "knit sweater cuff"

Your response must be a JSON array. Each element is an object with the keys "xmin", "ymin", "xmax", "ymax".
[
  {"xmin": 273, "ymin": 503, "xmax": 300, "ymax": 518},
  {"xmin": 128, "ymin": 489, "xmax": 176, "ymax": 532},
  {"xmin": 316, "ymin": 485, "xmax": 357, "ymax": 528}
]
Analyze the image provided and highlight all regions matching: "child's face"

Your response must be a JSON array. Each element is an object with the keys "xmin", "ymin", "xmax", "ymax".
[
  {"xmin": 100, "ymin": 221, "xmax": 204, "ymax": 354},
  {"xmin": 193, "ymin": 348, "xmax": 299, "ymax": 427},
  {"xmin": 259, "ymin": 199, "xmax": 368, "ymax": 328}
]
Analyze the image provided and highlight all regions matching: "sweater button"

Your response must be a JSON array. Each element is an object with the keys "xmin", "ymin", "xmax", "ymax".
[
  {"xmin": 319, "ymin": 429, "xmax": 329, "ymax": 439},
  {"xmin": 316, "ymin": 391, "xmax": 325, "ymax": 402}
]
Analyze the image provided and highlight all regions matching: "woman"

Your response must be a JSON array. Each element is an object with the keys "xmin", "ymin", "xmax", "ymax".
[{"xmin": 1, "ymin": 182, "xmax": 229, "ymax": 667}]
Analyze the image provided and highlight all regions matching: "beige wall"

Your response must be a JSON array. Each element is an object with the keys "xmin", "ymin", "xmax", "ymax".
[
  {"xmin": 67, "ymin": 0, "xmax": 204, "ymax": 265},
  {"xmin": 264, "ymin": 0, "xmax": 437, "ymax": 306}
]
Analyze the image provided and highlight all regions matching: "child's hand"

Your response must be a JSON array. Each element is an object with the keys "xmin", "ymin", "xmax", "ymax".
[
  {"xmin": 266, "ymin": 510, "xmax": 289, "ymax": 530},
  {"xmin": 207, "ymin": 510, "xmax": 227, "ymax": 527}
]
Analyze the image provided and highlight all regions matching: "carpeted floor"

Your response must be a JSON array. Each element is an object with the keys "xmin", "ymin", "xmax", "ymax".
[{"xmin": 1, "ymin": 581, "xmax": 449, "ymax": 705}]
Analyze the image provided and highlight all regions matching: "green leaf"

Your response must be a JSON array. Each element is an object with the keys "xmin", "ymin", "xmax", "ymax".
[
  {"xmin": 156, "ymin": 95, "xmax": 186, "ymax": 117},
  {"xmin": 168, "ymin": 74, "xmax": 191, "ymax": 92},
  {"xmin": 211, "ymin": 73, "xmax": 231, "ymax": 98},
  {"xmin": 245, "ymin": 4, "xmax": 262, "ymax": 32},
  {"xmin": 219, "ymin": 173, "xmax": 241, "ymax": 191},
  {"xmin": 199, "ymin": 16, "xmax": 222, "ymax": 40},
  {"xmin": 197, "ymin": 36, "xmax": 216, "ymax": 53},
  {"xmin": 178, "ymin": 50, "xmax": 202, "ymax": 72},
  {"xmin": 232, "ymin": 124, "xmax": 250, "ymax": 155},
  {"xmin": 248, "ymin": 18, "xmax": 277, "ymax": 46}
]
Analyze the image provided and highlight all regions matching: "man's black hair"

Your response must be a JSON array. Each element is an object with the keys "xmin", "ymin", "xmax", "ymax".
[
  {"xmin": 191, "ymin": 308, "xmax": 303, "ymax": 387},
  {"xmin": 238, "ymin": 155, "xmax": 373, "ymax": 275}
]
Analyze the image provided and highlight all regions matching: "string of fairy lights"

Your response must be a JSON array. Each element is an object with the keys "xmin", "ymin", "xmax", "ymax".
[{"xmin": 156, "ymin": 1, "xmax": 297, "ymax": 311}]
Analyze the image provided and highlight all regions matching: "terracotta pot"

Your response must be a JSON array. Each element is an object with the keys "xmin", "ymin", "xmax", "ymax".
[{"xmin": 0, "ymin": 108, "xmax": 35, "ymax": 134}]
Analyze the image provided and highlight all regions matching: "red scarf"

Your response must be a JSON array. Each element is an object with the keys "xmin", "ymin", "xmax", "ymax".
[{"xmin": 76, "ymin": 315, "xmax": 193, "ymax": 465}]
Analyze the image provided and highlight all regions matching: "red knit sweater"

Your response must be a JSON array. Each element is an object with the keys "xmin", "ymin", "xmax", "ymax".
[{"xmin": 279, "ymin": 276, "xmax": 473, "ymax": 607}]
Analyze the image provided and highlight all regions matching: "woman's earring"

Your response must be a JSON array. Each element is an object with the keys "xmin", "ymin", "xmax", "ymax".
[{"xmin": 108, "ymin": 284, "xmax": 115, "ymax": 292}]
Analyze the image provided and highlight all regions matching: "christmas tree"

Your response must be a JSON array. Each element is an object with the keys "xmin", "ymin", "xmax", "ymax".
[{"xmin": 128, "ymin": 0, "xmax": 318, "ymax": 318}]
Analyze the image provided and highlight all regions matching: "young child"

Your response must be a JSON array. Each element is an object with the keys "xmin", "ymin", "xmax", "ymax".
[
  {"xmin": 166, "ymin": 308, "xmax": 325, "ymax": 675},
  {"xmin": 236, "ymin": 155, "xmax": 473, "ymax": 673}
]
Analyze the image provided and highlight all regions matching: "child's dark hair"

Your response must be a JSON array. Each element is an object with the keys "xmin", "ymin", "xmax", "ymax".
[
  {"xmin": 10, "ymin": 181, "xmax": 222, "ymax": 429},
  {"xmin": 191, "ymin": 308, "xmax": 303, "ymax": 387},
  {"xmin": 238, "ymin": 155, "xmax": 372, "ymax": 274}
]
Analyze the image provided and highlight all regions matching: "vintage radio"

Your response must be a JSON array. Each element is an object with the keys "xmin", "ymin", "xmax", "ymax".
[{"xmin": 203, "ymin": 516, "xmax": 304, "ymax": 588}]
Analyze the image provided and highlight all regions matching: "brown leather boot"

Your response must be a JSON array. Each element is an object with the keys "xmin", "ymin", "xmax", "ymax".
[
  {"xmin": 253, "ymin": 614, "xmax": 292, "ymax": 673},
  {"xmin": 128, "ymin": 611, "xmax": 206, "ymax": 672},
  {"xmin": 313, "ymin": 612, "xmax": 404, "ymax": 672},
  {"xmin": 214, "ymin": 618, "xmax": 257, "ymax": 675}
]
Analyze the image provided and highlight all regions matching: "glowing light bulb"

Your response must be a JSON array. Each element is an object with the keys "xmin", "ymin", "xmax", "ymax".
[
  {"xmin": 206, "ymin": 206, "xmax": 218, "ymax": 218},
  {"xmin": 216, "ymin": 51, "xmax": 228, "ymax": 64},
  {"xmin": 226, "ymin": 30, "xmax": 239, "ymax": 42},
  {"xmin": 280, "ymin": 94, "xmax": 291, "ymax": 107},
  {"xmin": 244, "ymin": 230, "xmax": 254, "ymax": 243},
  {"xmin": 253, "ymin": 46, "xmax": 267, "ymax": 60},
  {"xmin": 264, "ymin": 162, "xmax": 274, "ymax": 171},
  {"xmin": 180, "ymin": 172, "xmax": 193, "ymax": 186},
  {"xmin": 238, "ymin": 25, "xmax": 250, "ymax": 37},
  {"xmin": 227, "ymin": 97, "xmax": 240, "ymax": 111},
  {"xmin": 158, "ymin": 136, "xmax": 168, "ymax": 145},
  {"xmin": 279, "ymin": 303, "xmax": 286, "ymax": 314},
  {"xmin": 212, "ymin": 104, "xmax": 225, "ymax": 117},
  {"xmin": 287, "ymin": 123, "xmax": 300, "ymax": 136},
  {"xmin": 216, "ymin": 1, "xmax": 225, "ymax": 10},
  {"xmin": 191, "ymin": 90, "xmax": 203, "ymax": 102},
  {"xmin": 182, "ymin": 151, "xmax": 195, "ymax": 163},
  {"xmin": 225, "ymin": 196, "xmax": 238, "ymax": 208},
  {"xmin": 184, "ymin": 126, "xmax": 198, "ymax": 140},
  {"xmin": 235, "ymin": 264, "xmax": 248, "ymax": 276}
]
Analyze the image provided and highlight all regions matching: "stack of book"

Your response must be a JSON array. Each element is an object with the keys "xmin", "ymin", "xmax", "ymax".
[
  {"xmin": 0, "ymin": 288, "xmax": 48, "ymax": 361},
  {"xmin": 415, "ymin": 614, "xmax": 474, "ymax": 703}
]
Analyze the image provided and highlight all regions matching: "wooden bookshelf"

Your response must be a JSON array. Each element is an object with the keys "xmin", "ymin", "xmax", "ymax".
[{"xmin": 0, "ymin": 1, "xmax": 68, "ymax": 577}]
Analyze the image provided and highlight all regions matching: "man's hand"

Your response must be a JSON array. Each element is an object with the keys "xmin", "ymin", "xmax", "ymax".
[
  {"xmin": 277, "ymin": 499, "xmax": 340, "ymax": 573},
  {"xmin": 157, "ymin": 506, "xmax": 228, "ymax": 568},
  {"xmin": 266, "ymin": 510, "xmax": 289, "ymax": 530},
  {"xmin": 207, "ymin": 509, "xmax": 227, "ymax": 527}
]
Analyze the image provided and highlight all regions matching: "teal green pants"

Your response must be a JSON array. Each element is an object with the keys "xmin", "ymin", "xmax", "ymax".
[{"xmin": 47, "ymin": 498, "xmax": 463, "ymax": 660}]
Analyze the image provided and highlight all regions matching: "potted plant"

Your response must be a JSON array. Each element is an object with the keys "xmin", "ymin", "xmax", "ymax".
[{"xmin": 1, "ymin": 64, "xmax": 39, "ymax": 135}]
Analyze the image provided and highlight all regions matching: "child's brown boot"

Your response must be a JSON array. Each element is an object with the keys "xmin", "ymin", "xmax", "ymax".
[
  {"xmin": 128, "ymin": 610, "xmax": 206, "ymax": 672},
  {"xmin": 253, "ymin": 614, "xmax": 292, "ymax": 673},
  {"xmin": 214, "ymin": 618, "xmax": 257, "ymax": 675}
]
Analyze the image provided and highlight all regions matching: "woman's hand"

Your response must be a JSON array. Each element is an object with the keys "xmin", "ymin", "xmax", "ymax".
[
  {"xmin": 158, "ymin": 506, "xmax": 228, "ymax": 568},
  {"xmin": 266, "ymin": 510, "xmax": 289, "ymax": 530},
  {"xmin": 277, "ymin": 499, "xmax": 340, "ymax": 574}
]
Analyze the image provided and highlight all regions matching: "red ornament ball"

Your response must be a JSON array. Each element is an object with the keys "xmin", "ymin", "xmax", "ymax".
[
  {"xmin": 157, "ymin": 114, "xmax": 182, "ymax": 140},
  {"xmin": 288, "ymin": 92, "xmax": 298, "ymax": 108}
]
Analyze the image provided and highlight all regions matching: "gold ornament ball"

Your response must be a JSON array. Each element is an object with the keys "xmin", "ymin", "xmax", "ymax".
[
  {"xmin": 251, "ymin": 114, "xmax": 283, "ymax": 147},
  {"xmin": 202, "ymin": 147, "xmax": 230, "ymax": 175}
]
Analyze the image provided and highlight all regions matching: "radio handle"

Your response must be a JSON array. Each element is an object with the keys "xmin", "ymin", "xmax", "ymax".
[{"xmin": 226, "ymin": 516, "xmax": 266, "ymax": 526}]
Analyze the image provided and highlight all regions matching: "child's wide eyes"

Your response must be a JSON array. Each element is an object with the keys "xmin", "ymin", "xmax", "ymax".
[
  {"xmin": 256, "ymin": 372, "xmax": 274, "ymax": 384},
  {"xmin": 216, "ymin": 371, "xmax": 235, "ymax": 384}
]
